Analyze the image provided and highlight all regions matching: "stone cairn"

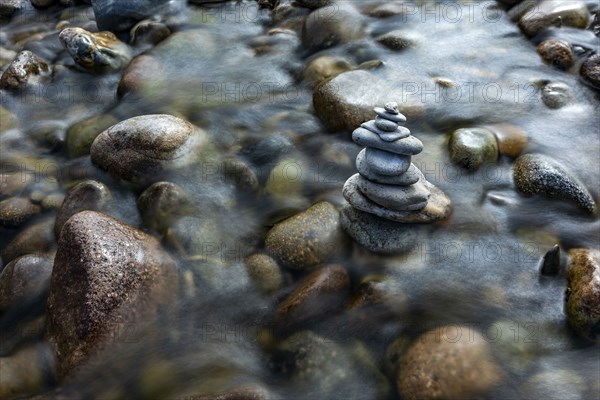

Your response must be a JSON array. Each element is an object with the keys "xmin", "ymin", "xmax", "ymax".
[{"xmin": 341, "ymin": 101, "xmax": 451, "ymax": 252}]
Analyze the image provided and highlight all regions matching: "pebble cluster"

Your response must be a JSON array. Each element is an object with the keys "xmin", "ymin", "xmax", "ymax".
[{"xmin": 343, "ymin": 102, "xmax": 450, "ymax": 223}]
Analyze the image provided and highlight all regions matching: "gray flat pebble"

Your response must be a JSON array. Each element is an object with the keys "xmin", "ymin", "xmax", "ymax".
[
  {"xmin": 375, "ymin": 116, "xmax": 398, "ymax": 132},
  {"xmin": 363, "ymin": 147, "xmax": 411, "ymax": 176},
  {"xmin": 357, "ymin": 162, "xmax": 421, "ymax": 185},
  {"xmin": 343, "ymin": 174, "xmax": 452, "ymax": 223},
  {"xmin": 353, "ymin": 128, "xmax": 423, "ymax": 155},
  {"xmin": 374, "ymin": 107, "xmax": 406, "ymax": 123}
]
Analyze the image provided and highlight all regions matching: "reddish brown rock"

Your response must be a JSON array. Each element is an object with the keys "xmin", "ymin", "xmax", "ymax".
[
  {"xmin": 45, "ymin": 211, "xmax": 179, "ymax": 379},
  {"xmin": 277, "ymin": 264, "xmax": 349, "ymax": 324}
]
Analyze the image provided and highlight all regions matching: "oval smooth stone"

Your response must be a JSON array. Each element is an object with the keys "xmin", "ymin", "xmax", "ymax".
[
  {"xmin": 356, "ymin": 175, "xmax": 430, "ymax": 211},
  {"xmin": 363, "ymin": 147, "xmax": 411, "ymax": 176},
  {"xmin": 374, "ymin": 107, "xmax": 406, "ymax": 123},
  {"xmin": 375, "ymin": 116, "xmax": 398, "ymax": 132},
  {"xmin": 357, "ymin": 159, "xmax": 421, "ymax": 185},
  {"xmin": 352, "ymin": 128, "xmax": 423, "ymax": 155}
]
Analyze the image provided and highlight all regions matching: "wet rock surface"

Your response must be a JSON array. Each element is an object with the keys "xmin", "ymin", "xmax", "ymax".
[
  {"xmin": 514, "ymin": 153, "xmax": 596, "ymax": 214},
  {"xmin": 45, "ymin": 211, "xmax": 179, "ymax": 378},
  {"xmin": 264, "ymin": 202, "xmax": 348, "ymax": 270},
  {"xmin": 449, "ymin": 127, "xmax": 499, "ymax": 171},
  {"xmin": 0, "ymin": 197, "xmax": 41, "ymax": 228},
  {"xmin": 0, "ymin": 50, "xmax": 49, "ymax": 90},
  {"xmin": 580, "ymin": 54, "xmax": 600, "ymax": 89},
  {"xmin": 565, "ymin": 248, "xmax": 600, "ymax": 342},
  {"xmin": 0, "ymin": 253, "xmax": 53, "ymax": 311},
  {"xmin": 0, "ymin": 0, "xmax": 599, "ymax": 398},
  {"xmin": 397, "ymin": 326, "xmax": 502, "ymax": 400},
  {"xmin": 54, "ymin": 180, "xmax": 111, "ymax": 238},
  {"xmin": 59, "ymin": 27, "xmax": 131, "ymax": 72},
  {"xmin": 90, "ymin": 114, "xmax": 209, "ymax": 185}
]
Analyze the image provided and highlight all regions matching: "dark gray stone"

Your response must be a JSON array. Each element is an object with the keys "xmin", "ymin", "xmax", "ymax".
[
  {"xmin": 340, "ymin": 204, "xmax": 420, "ymax": 254},
  {"xmin": 514, "ymin": 153, "xmax": 596, "ymax": 214}
]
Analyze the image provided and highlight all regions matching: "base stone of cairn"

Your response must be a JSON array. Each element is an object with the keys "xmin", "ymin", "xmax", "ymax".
[{"xmin": 341, "ymin": 102, "xmax": 451, "ymax": 254}]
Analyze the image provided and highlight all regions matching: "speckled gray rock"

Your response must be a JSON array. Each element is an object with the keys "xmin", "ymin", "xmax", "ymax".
[
  {"xmin": 90, "ymin": 114, "xmax": 209, "ymax": 185},
  {"xmin": 54, "ymin": 180, "xmax": 111, "ymax": 238},
  {"xmin": 244, "ymin": 253, "xmax": 283, "ymax": 293},
  {"xmin": 0, "ymin": 254, "xmax": 53, "ymax": 311},
  {"xmin": 45, "ymin": 211, "xmax": 179, "ymax": 379},
  {"xmin": 0, "ymin": 50, "xmax": 49, "ymax": 91},
  {"xmin": 264, "ymin": 202, "xmax": 348, "ymax": 270},
  {"xmin": 137, "ymin": 181, "xmax": 195, "ymax": 233},
  {"xmin": 541, "ymin": 82, "xmax": 574, "ymax": 109},
  {"xmin": 514, "ymin": 154, "xmax": 596, "ymax": 214},
  {"xmin": 565, "ymin": 248, "xmax": 600, "ymax": 343},
  {"xmin": 397, "ymin": 326, "xmax": 502, "ymax": 399},
  {"xmin": 376, "ymin": 30, "xmax": 415, "ymax": 51},
  {"xmin": 59, "ymin": 27, "xmax": 131, "ymax": 72},
  {"xmin": 537, "ymin": 40, "xmax": 574, "ymax": 70},
  {"xmin": 449, "ymin": 127, "xmax": 498, "ymax": 171},
  {"xmin": 580, "ymin": 54, "xmax": 600, "ymax": 89},
  {"xmin": 91, "ymin": 0, "xmax": 186, "ymax": 32},
  {"xmin": 0, "ymin": 197, "xmax": 41, "ymax": 228},
  {"xmin": 340, "ymin": 205, "xmax": 420, "ymax": 254},
  {"xmin": 0, "ymin": 0, "xmax": 25, "ymax": 18},
  {"xmin": 518, "ymin": 0, "xmax": 590, "ymax": 37}
]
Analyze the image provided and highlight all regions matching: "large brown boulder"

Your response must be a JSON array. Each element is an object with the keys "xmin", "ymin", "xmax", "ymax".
[{"xmin": 45, "ymin": 211, "xmax": 179, "ymax": 379}]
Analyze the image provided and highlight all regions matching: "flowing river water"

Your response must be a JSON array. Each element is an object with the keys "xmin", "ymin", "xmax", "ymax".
[{"xmin": 0, "ymin": 1, "xmax": 599, "ymax": 399}]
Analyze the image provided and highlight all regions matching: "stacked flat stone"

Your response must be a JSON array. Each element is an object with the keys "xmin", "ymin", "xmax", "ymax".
[{"xmin": 343, "ymin": 102, "xmax": 451, "ymax": 224}]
